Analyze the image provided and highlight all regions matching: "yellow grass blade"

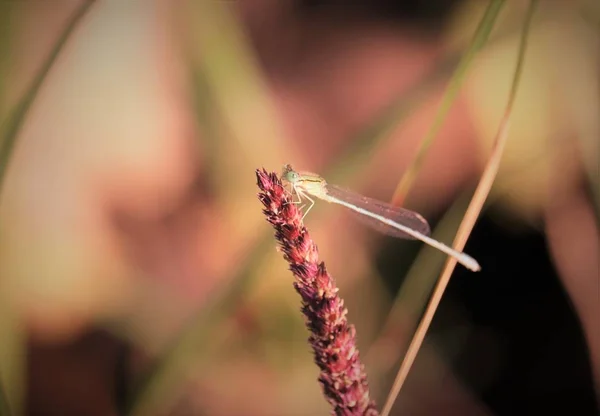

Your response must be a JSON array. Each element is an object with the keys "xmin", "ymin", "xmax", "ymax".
[{"xmin": 381, "ymin": 2, "xmax": 539, "ymax": 415}]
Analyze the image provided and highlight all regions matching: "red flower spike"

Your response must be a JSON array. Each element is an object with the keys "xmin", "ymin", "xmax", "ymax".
[{"xmin": 256, "ymin": 168, "xmax": 379, "ymax": 416}]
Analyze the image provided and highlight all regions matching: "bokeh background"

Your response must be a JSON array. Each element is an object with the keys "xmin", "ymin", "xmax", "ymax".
[{"xmin": 0, "ymin": 1, "xmax": 598, "ymax": 415}]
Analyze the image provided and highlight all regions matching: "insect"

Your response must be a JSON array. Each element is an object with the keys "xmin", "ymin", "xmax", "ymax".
[{"xmin": 281, "ymin": 164, "xmax": 481, "ymax": 272}]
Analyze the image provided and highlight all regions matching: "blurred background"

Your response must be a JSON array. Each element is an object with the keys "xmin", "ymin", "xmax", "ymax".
[{"xmin": 0, "ymin": 0, "xmax": 598, "ymax": 415}]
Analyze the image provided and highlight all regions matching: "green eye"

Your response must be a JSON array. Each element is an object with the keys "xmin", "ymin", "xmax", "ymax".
[{"xmin": 282, "ymin": 164, "xmax": 298, "ymax": 182}]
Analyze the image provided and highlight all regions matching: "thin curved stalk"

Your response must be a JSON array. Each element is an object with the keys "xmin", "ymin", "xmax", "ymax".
[
  {"xmin": 0, "ymin": 378, "xmax": 12, "ymax": 416},
  {"xmin": 391, "ymin": 0, "xmax": 506, "ymax": 206},
  {"xmin": 381, "ymin": 2, "xmax": 539, "ymax": 415},
  {"xmin": 0, "ymin": 0, "xmax": 96, "ymax": 193},
  {"xmin": 0, "ymin": 3, "xmax": 95, "ymax": 415}
]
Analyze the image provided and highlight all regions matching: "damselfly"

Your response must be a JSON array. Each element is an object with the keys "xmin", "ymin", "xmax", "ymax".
[{"xmin": 281, "ymin": 164, "xmax": 480, "ymax": 272}]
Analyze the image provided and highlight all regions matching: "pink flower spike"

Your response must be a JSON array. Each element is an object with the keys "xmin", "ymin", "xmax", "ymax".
[{"xmin": 256, "ymin": 168, "xmax": 379, "ymax": 416}]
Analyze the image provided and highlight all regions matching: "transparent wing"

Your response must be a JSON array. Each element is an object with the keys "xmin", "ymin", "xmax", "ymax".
[{"xmin": 325, "ymin": 184, "xmax": 431, "ymax": 239}]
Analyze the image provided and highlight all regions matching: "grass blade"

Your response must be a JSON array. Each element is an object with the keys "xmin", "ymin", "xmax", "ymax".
[
  {"xmin": 391, "ymin": 0, "xmax": 506, "ymax": 205},
  {"xmin": 381, "ymin": 2, "xmax": 539, "ymax": 415},
  {"xmin": 0, "ymin": 378, "xmax": 12, "ymax": 416},
  {"xmin": 0, "ymin": 3, "xmax": 95, "ymax": 415},
  {"xmin": 0, "ymin": 0, "xmax": 95, "ymax": 192}
]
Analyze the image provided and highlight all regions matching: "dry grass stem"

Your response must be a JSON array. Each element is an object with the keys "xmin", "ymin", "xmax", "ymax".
[{"xmin": 381, "ymin": 2, "xmax": 538, "ymax": 415}]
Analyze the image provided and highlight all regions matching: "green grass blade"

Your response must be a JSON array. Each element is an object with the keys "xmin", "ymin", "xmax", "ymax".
[
  {"xmin": 0, "ymin": 3, "xmax": 95, "ymax": 415},
  {"xmin": 381, "ymin": 2, "xmax": 538, "ymax": 414},
  {"xmin": 0, "ymin": 0, "xmax": 96, "ymax": 193},
  {"xmin": 391, "ymin": 0, "xmax": 506, "ymax": 205},
  {"xmin": 0, "ymin": 379, "xmax": 12, "ymax": 416}
]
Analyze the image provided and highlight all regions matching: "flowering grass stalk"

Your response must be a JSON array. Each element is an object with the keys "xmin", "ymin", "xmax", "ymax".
[{"xmin": 256, "ymin": 168, "xmax": 378, "ymax": 416}]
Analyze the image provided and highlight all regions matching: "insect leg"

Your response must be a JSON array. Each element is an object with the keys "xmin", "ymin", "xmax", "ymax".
[{"xmin": 298, "ymin": 190, "xmax": 315, "ymax": 221}]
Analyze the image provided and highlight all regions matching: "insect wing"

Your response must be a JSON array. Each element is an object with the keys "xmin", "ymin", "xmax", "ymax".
[{"xmin": 325, "ymin": 184, "xmax": 431, "ymax": 239}]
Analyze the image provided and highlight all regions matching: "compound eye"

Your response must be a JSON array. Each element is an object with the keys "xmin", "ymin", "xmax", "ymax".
[{"xmin": 282, "ymin": 165, "xmax": 298, "ymax": 182}]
